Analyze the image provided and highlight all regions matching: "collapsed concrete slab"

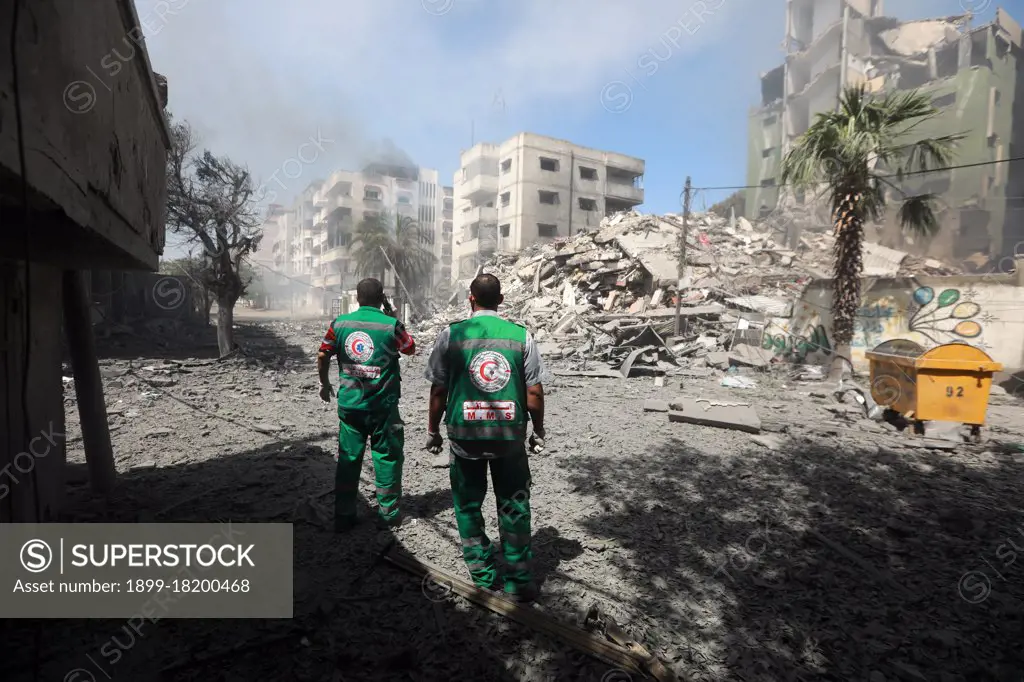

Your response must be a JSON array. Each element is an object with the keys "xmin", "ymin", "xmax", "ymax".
[{"xmin": 667, "ymin": 398, "xmax": 761, "ymax": 433}]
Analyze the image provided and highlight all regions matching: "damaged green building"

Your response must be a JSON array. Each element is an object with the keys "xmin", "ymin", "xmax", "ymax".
[{"xmin": 747, "ymin": 1, "xmax": 1024, "ymax": 268}]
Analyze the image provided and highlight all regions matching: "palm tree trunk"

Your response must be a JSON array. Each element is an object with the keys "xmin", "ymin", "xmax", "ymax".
[{"xmin": 829, "ymin": 190, "xmax": 864, "ymax": 382}]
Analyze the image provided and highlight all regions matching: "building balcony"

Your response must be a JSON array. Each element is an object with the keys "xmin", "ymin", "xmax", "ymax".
[
  {"xmin": 442, "ymin": 209, "xmax": 453, "ymax": 220},
  {"xmin": 312, "ymin": 274, "xmax": 327, "ymax": 288},
  {"xmin": 459, "ymin": 174, "xmax": 498, "ymax": 202},
  {"xmin": 325, "ymin": 175, "xmax": 353, "ymax": 198},
  {"xmin": 313, "ymin": 191, "xmax": 328, "ymax": 208},
  {"xmin": 464, "ymin": 206, "xmax": 498, "ymax": 225},
  {"xmin": 322, "ymin": 245, "xmax": 348, "ymax": 262},
  {"xmin": 325, "ymin": 273, "xmax": 343, "ymax": 287},
  {"xmin": 605, "ymin": 181, "xmax": 644, "ymax": 205}
]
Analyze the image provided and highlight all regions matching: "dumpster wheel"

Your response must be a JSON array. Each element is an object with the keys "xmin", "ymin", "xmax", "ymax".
[{"xmin": 969, "ymin": 425, "xmax": 982, "ymax": 444}]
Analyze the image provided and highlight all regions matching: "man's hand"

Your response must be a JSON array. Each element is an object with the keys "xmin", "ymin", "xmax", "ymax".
[
  {"xmin": 425, "ymin": 431, "xmax": 443, "ymax": 454},
  {"xmin": 529, "ymin": 427, "xmax": 546, "ymax": 454},
  {"xmin": 319, "ymin": 383, "xmax": 334, "ymax": 402}
]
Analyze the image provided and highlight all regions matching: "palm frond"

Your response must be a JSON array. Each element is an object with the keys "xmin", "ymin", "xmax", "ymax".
[{"xmin": 897, "ymin": 193, "xmax": 942, "ymax": 236}]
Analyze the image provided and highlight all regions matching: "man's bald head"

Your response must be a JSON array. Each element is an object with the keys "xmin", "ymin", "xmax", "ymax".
[{"xmin": 469, "ymin": 273, "xmax": 502, "ymax": 310}]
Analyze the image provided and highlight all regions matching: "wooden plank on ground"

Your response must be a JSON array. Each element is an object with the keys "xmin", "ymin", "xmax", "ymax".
[{"xmin": 384, "ymin": 546, "xmax": 647, "ymax": 678}]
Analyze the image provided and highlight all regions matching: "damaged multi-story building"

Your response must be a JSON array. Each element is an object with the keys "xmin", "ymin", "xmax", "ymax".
[
  {"xmin": 451, "ymin": 133, "xmax": 645, "ymax": 280},
  {"xmin": 255, "ymin": 162, "xmax": 446, "ymax": 314},
  {"xmin": 747, "ymin": 1, "xmax": 1024, "ymax": 267}
]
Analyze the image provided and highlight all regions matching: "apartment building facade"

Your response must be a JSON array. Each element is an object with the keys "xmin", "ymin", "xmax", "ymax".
[
  {"xmin": 746, "ymin": 1, "xmax": 1024, "ymax": 262},
  {"xmin": 258, "ymin": 163, "xmax": 445, "ymax": 313},
  {"xmin": 451, "ymin": 133, "xmax": 645, "ymax": 280}
]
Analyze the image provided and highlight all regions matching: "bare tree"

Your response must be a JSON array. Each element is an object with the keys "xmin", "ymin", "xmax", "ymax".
[{"xmin": 165, "ymin": 117, "xmax": 262, "ymax": 355}]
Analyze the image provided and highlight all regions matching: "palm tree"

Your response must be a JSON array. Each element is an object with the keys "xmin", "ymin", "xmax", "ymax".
[
  {"xmin": 350, "ymin": 210, "xmax": 435, "ymax": 310},
  {"xmin": 780, "ymin": 85, "xmax": 963, "ymax": 381}
]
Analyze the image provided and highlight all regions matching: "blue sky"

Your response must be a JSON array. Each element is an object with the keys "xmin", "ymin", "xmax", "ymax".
[{"xmin": 133, "ymin": 0, "xmax": 1015, "ymax": 256}]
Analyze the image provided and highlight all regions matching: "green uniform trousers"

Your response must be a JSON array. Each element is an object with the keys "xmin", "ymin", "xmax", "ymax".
[
  {"xmin": 449, "ymin": 449, "xmax": 534, "ymax": 595},
  {"xmin": 335, "ymin": 407, "xmax": 404, "ymax": 530}
]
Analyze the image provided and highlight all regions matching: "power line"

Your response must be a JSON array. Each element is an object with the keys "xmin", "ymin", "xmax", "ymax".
[{"xmin": 691, "ymin": 155, "xmax": 1024, "ymax": 193}]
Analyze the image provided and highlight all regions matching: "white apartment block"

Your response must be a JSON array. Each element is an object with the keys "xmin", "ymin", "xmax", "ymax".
[
  {"xmin": 451, "ymin": 133, "xmax": 645, "ymax": 281},
  {"xmin": 258, "ymin": 163, "xmax": 445, "ymax": 313}
]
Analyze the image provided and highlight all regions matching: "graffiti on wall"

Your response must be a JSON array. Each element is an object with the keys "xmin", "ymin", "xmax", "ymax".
[
  {"xmin": 852, "ymin": 301, "xmax": 898, "ymax": 348},
  {"xmin": 762, "ymin": 322, "xmax": 832, "ymax": 361},
  {"xmin": 761, "ymin": 280, "xmax": 1000, "ymax": 364},
  {"xmin": 908, "ymin": 286, "xmax": 992, "ymax": 347}
]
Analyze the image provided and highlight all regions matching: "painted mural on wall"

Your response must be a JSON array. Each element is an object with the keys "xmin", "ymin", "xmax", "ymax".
[
  {"xmin": 907, "ymin": 285, "xmax": 993, "ymax": 349},
  {"xmin": 762, "ymin": 280, "xmax": 996, "ymax": 364}
]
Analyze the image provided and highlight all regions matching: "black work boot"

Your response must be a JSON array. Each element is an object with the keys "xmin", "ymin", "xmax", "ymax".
[{"xmin": 503, "ymin": 581, "xmax": 540, "ymax": 604}]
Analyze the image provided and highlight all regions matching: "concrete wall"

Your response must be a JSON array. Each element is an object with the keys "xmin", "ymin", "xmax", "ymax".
[
  {"xmin": 90, "ymin": 271, "xmax": 198, "ymax": 324},
  {"xmin": 761, "ymin": 273, "xmax": 1024, "ymax": 371},
  {"xmin": 0, "ymin": 0, "xmax": 170, "ymax": 271}
]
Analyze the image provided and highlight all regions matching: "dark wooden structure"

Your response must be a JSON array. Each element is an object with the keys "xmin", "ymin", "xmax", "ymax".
[{"xmin": 0, "ymin": 0, "xmax": 170, "ymax": 521}]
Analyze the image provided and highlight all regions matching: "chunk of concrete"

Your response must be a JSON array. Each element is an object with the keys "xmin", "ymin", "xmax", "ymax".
[
  {"xmin": 668, "ymin": 399, "xmax": 761, "ymax": 433},
  {"xmin": 705, "ymin": 352, "xmax": 731, "ymax": 370},
  {"xmin": 643, "ymin": 400, "xmax": 670, "ymax": 412},
  {"xmin": 729, "ymin": 344, "xmax": 773, "ymax": 368},
  {"xmin": 750, "ymin": 434, "xmax": 786, "ymax": 450}
]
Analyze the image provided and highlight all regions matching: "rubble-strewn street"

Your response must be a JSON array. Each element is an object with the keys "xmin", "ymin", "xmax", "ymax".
[{"xmin": 7, "ymin": 311, "xmax": 1024, "ymax": 681}]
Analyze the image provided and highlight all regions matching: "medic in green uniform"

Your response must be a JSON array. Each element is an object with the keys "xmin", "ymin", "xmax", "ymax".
[
  {"xmin": 318, "ymin": 278, "xmax": 416, "ymax": 531},
  {"xmin": 424, "ymin": 274, "xmax": 547, "ymax": 603}
]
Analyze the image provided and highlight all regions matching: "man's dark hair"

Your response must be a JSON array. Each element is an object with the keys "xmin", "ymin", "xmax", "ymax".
[
  {"xmin": 356, "ymin": 278, "xmax": 385, "ymax": 307},
  {"xmin": 470, "ymin": 273, "xmax": 501, "ymax": 309}
]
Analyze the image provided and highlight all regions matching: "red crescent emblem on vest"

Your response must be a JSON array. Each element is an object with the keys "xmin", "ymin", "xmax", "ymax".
[{"xmin": 469, "ymin": 351, "xmax": 511, "ymax": 393}]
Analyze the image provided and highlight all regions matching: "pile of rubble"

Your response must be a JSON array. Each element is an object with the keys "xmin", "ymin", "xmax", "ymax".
[{"xmin": 417, "ymin": 208, "xmax": 963, "ymax": 380}]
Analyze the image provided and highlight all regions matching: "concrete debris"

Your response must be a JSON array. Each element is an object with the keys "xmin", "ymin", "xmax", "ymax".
[
  {"xmin": 667, "ymin": 399, "xmax": 762, "ymax": 433},
  {"xmin": 721, "ymin": 375, "xmax": 758, "ymax": 389},
  {"xmin": 643, "ymin": 400, "xmax": 671, "ymax": 412},
  {"xmin": 415, "ymin": 207, "xmax": 970, "ymax": 380}
]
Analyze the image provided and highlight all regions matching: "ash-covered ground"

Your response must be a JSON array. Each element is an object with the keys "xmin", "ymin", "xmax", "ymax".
[{"xmin": 6, "ymin": 312, "xmax": 1024, "ymax": 682}]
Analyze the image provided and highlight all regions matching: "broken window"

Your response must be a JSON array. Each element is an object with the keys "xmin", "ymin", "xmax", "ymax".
[
  {"xmin": 762, "ymin": 147, "xmax": 774, "ymax": 158},
  {"xmin": 499, "ymin": 224, "xmax": 510, "ymax": 237},
  {"xmin": 539, "ymin": 157, "xmax": 559, "ymax": 172},
  {"xmin": 500, "ymin": 159, "xmax": 511, "ymax": 173},
  {"xmin": 956, "ymin": 208, "xmax": 991, "ymax": 259},
  {"xmin": 971, "ymin": 31, "xmax": 990, "ymax": 67},
  {"xmin": 579, "ymin": 166, "xmax": 597, "ymax": 180},
  {"xmin": 538, "ymin": 190, "xmax": 559, "ymax": 204},
  {"xmin": 932, "ymin": 93, "xmax": 956, "ymax": 108},
  {"xmin": 760, "ymin": 178, "xmax": 776, "ymax": 187},
  {"xmin": 364, "ymin": 188, "xmax": 381, "ymax": 200},
  {"xmin": 500, "ymin": 192, "xmax": 510, "ymax": 207},
  {"xmin": 578, "ymin": 198, "xmax": 597, "ymax": 211},
  {"xmin": 537, "ymin": 223, "xmax": 557, "ymax": 237},
  {"xmin": 763, "ymin": 115, "xmax": 777, "ymax": 126},
  {"xmin": 760, "ymin": 65, "xmax": 784, "ymax": 106},
  {"xmin": 996, "ymin": 36, "xmax": 1010, "ymax": 59},
  {"xmin": 936, "ymin": 44, "xmax": 958, "ymax": 78}
]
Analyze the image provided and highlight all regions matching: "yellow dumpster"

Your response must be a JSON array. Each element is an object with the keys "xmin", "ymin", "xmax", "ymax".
[{"xmin": 866, "ymin": 340, "xmax": 1003, "ymax": 440}]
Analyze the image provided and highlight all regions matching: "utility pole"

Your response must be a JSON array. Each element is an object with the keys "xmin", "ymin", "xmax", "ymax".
[
  {"xmin": 674, "ymin": 176, "xmax": 692, "ymax": 337},
  {"xmin": 378, "ymin": 245, "xmax": 420, "ymax": 319},
  {"xmin": 567, "ymin": 151, "xmax": 575, "ymax": 237},
  {"xmin": 838, "ymin": 2, "xmax": 850, "ymax": 102}
]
